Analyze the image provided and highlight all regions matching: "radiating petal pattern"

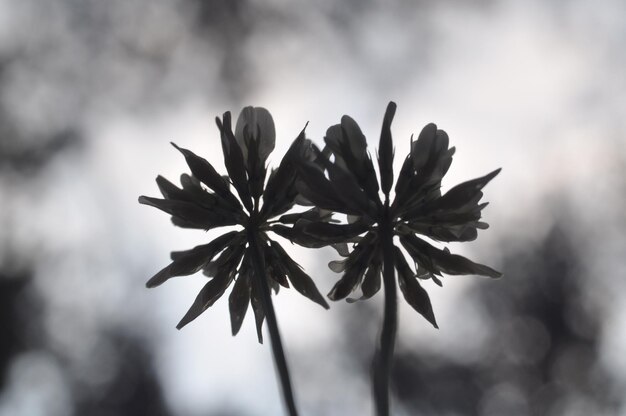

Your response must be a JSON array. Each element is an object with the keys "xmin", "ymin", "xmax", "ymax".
[
  {"xmin": 140, "ymin": 107, "xmax": 329, "ymax": 341},
  {"xmin": 294, "ymin": 101, "xmax": 501, "ymax": 326}
]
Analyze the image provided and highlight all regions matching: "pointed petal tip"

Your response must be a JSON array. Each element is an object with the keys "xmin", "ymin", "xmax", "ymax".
[
  {"xmin": 479, "ymin": 267, "xmax": 502, "ymax": 279},
  {"xmin": 231, "ymin": 326, "xmax": 240, "ymax": 337},
  {"xmin": 326, "ymin": 290, "xmax": 340, "ymax": 302},
  {"xmin": 175, "ymin": 312, "xmax": 192, "ymax": 329},
  {"xmin": 383, "ymin": 102, "xmax": 397, "ymax": 122},
  {"xmin": 145, "ymin": 275, "xmax": 165, "ymax": 288},
  {"xmin": 426, "ymin": 312, "xmax": 439, "ymax": 329},
  {"xmin": 137, "ymin": 196, "xmax": 161, "ymax": 209},
  {"xmin": 478, "ymin": 263, "xmax": 503, "ymax": 278}
]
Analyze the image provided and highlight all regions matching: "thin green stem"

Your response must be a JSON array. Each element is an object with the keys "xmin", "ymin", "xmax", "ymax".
[
  {"xmin": 247, "ymin": 228, "xmax": 299, "ymax": 416},
  {"xmin": 372, "ymin": 203, "xmax": 397, "ymax": 416}
]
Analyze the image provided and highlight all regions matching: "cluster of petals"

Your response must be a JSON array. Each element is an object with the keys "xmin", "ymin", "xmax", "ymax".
[
  {"xmin": 140, "ymin": 102, "xmax": 501, "ymax": 335},
  {"xmin": 140, "ymin": 107, "xmax": 329, "ymax": 342}
]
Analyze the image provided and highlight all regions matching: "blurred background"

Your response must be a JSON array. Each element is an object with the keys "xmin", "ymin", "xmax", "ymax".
[{"xmin": 1, "ymin": 0, "xmax": 625, "ymax": 415}]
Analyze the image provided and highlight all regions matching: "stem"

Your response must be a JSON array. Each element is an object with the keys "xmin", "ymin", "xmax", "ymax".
[
  {"xmin": 372, "ymin": 204, "xmax": 397, "ymax": 416},
  {"xmin": 247, "ymin": 228, "xmax": 299, "ymax": 416}
]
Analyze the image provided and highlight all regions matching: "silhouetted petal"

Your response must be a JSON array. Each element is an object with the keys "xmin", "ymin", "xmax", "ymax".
[
  {"xmin": 243, "ymin": 125, "xmax": 265, "ymax": 201},
  {"xmin": 155, "ymin": 175, "xmax": 189, "ymax": 201},
  {"xmin": 303, "ymin": 221, "xmax": 370, "ymax": 244},
  {"xmin": 249, "ymin": 272, "xmax": 265, "ymax": 343},
  {"xmin": 170, "ymin": 143, "xmax": 241, "ymax": 210},
  {"xmin": 261, "ymin": 130, "xmax": 308, "ymax": 219},
  {"xmin": 261, "ymin": 243, "xmax": 290, "ymax": 289},
  {"xmin": 347, "ymin": 248, "xmax": 382, "ymax": 302},
  {"xmin": 269, "ymin": 223, "xmax": 307, "ymax": 245},
  {"xmin": 408, "ymin": 222, "xmax": 480, "ymax": 242},
  {"xmin": 271, "ymin": 220, "xmax": 347, "ymax": 248},
  {"xmin": 378, "ymin": 101, "xmax": 396, "ymax": 196},
  {"xmin": 328, "ymin": 233, "xmax": 377, "ymax": 301},
  {"xmin": 418, "ymin": 269, "xmax": 443, "ymax": 287},
  {"xmin": 332, "ymin": 243, "xmax": 350, "ymax": 257},
  {"xmin": 277, "ymin": 207, "xmax": 333, "ymax": 225},
  {"xmin": 269, "ymin": 241, "xmax": 329, "ymax": 309},
  {"xmin": 294, "ymin": 162, "xmax": 355, "ymax": 213},
  {"xmin": 147, "ymin": 231, "xmax": 242, "ymax": 288},
  {"xmin": 203, "ymin": 242, "xmax": 246, "ymax": 277},
  {"xmin": 392, "ymin": 123, "xmax": 455, "ymax": 215},
  {"xmin": 229, "ymin": 261, "xmax": 251, "ymax": 336},
  {"xmin": 317, "ymin": 149, "xmax": 376, "ymax": 217},
  {"xmin": 235, "ymin": 106, "xmax": 276, "ymax": 167},
  {"xmin": 411, "ymin": 123, "xmax": 454, "ymax": 184},
  {"xmin": 177, "ymin": 173, "xmax": 246, "ymax": 221},
  {"xmin": 393, "ymin": 152, "xmax": 413, "ymax": 202},
  {"xmin": 361, "ymin": 156, "xmax": 382, "ymax": 205},
  {"xmin": 216, "ymin": 113, "xmax": 253, "ymax": 212},
  {"xmin": 324, "ymin": 118, "xmax": 381, "ymax": 204},
  {"xmin": 325, "ymin": 116, "xmax": 367, "ymax": 171},
  {"xmin": 427, "ymin": 168, "xmax": 501, "ymax": 212},
  {"xmin": 176, "ymin": 268, "xmax": 235, "ymax": 329},
  {"xmin": 328, "ymin": 258, "xmax": 347, "ymax": 273},
  {"xmin": 327, "ymin": 269, "xmax": 360, "ymax": 301},
  {"xmin": 155, "ymin": 174, "xmax": 242, "ymax": 224},
  {"xmin": 138, "ymin": 196, "xmax": 238, "ymax": 229},
  {"xmin": 361, "ymin": 260, "xmax": 382, "ymax": 300},
  {"xmin": 394, "ymin": 246, "xmax": 438, "ymax": 328},
  {"xmin": 401, "ymin": 234, "xmax": 501, "ymax": 278}
]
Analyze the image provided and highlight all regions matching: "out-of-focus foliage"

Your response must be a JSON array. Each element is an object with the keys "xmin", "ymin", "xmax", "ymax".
[{"xmin": 0, "ymin": 268, "xmax": 173, "ymax": 416}]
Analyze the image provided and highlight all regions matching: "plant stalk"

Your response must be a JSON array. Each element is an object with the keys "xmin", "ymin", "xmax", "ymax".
[
  {"xmin": 373, "ymin": 204, "xmax": 397, "ymax": 416},
  {"xmin": 247, "ymin": 228, "xmax": 299, "ymax": 416}
]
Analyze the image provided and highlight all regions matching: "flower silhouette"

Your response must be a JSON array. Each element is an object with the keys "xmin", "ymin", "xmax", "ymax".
[
  {"xmin": 140, "ymin": 107, "xmax": 331, "ymax": 416},
  {"xmin": 292, "ymin": 101, "xmax": 501, "ymax": 415},
  {"xmin": 139, "ymin": 107, "xmax": 329, "ymax": 339}
]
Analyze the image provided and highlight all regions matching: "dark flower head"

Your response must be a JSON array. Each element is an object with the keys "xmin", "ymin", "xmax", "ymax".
[
  {"xmin": 294, "ymin": 101, "xmax": 501, "ymax": 328},
  {"xmin": 139, "ymin": 107, "xmax": 329, "ymax": 342}
]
